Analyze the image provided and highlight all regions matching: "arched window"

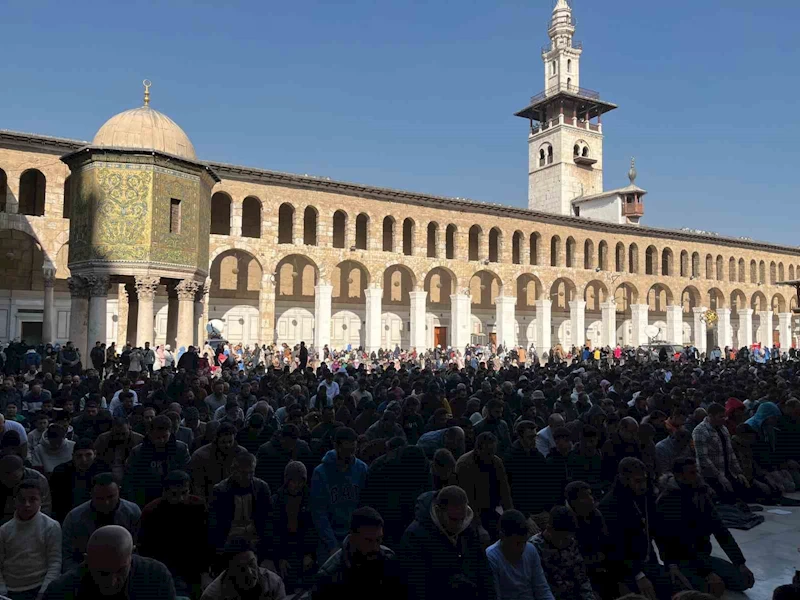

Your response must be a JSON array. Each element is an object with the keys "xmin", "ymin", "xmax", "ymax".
[
  {"xmin": 598, "ymin": 241, "xmax": 608, "ymax": 271},
  {"xmin": 550, "ymin": 236, "xmax": 561, "ymax": 267},
  {"xmin": 547, "ymin": 145, "xmax": 554, "ymax": 165},
  {"xmin": 427, "ymin": 222, "xmax": 439, "ymax": 258},
  {"xmin": 382, "ymin": 216, "xmax": 394, "ymax": 252},
  {"xmin": 332, "ymin": 210, "xmax": 347, "ymax": 248},
  {"xmin": 241, "ymin": 197, "xmax": 262, "ymax": 238},
  {"xmin": 615, "ymin": 243, "xmax": 625, "ymax": 272},
  {"xmin": 790, "ymin": 265, "xmax": 796, "ymax": 280},
  {"xmin": 551, "ymin": 61, "xmax": 557, "ymax": 75},
  {"xmin": 629, "ymin": 244, "xmax": 639, "ymax": 274},
  {"xmin": 750, "ymin": 260, "xmax": 757, "ymax": 283},
  {"xmin": 567, "ymin": 77, "xmax": 572, "ymax": 89},
  {"xmin": 680, "ymin": 250, "xmax": 689, "ymax": 277},
  {"xmin": 489, "ymin": 228, "xmax": 502, "ymax": 263},
  {"xmin": 210, "ymin": 192, "xmax": 231, "ymax": 235},
  {"xmin": 692, "ymin": 252, "xmax": 700, "ymax": 278},
  {"xmin": 574, "ymin": 144, "xmax": 580, "ymax": 157},
  {"xmin": 469, "ymin": 225, "xmax": 482, "ymax": 262},
  {"xmin": 62, "ymin": 175, "xmax": 72, "ymax": 219},
  {"xmin": 716, "ymin": 255, "xmax": 724, "ymax": 281},
  {"xmin": 759, "ymin": 260, "xmax": 766, "ymax": 284},
  {"xmin": 584, "ymin": 240, "xmax": 594, "ymax": 270},
  {"xmin": 738, "ymin": 258, "xmax": 745, "ymax": 283},
  {"xmin": 512, "ymin": 231, "xmax": 523, "ymax": 265},
  {"xmin": 402, "ymin": 218, "xmax": 414, "ymax": 256},
  {"xmin": 705, "ymin": 254, "xmax": 713, "ymax": 279},
  {"xmin": 567, "ymin": 59, "xmax": 572, "ymax": 73},
  {"xmin": 530, "ymin": 233, "xmax": 540, "ymax": 265},
  {"xmin": 278, "ymin": 203, "xmax": 295, "ymax": 244},
  {"xmin": 729, "ymin": 257, "xmax": 736, "ymax": 282},
  {"xmin": 539, "ymin": 149, "xmax": 546, "ymax": 168},
  {"xmin": 769, "ymin": 261, "xmax": 777, "ymax": 285},
  {"xmin": 645, "ymin": 246, "xmax": 657, "ymax": 275},
  {"xmin": 446, "ymin": 225, "xmax": 456, "ymax": 259},
  {"xmin": 661, "ymin": 249, "xmax": 673, "ymax": 277},
  {"xmin": 565, "ymin": 237, "xmax": 576, "ymax": 268},
  {"xmin": 19, "ymin": 169, "xmax": 46, "ymax": 216},
  {"xmin": 0, "ymin": 168, "xmax": 6, "ymax": 212},
  {"xmin": 303, "ymin": 206, "xmax": 318, "ymax": 245},
  {"xmin": 779, "ymin": 263, "xmax": 785, "ymax": 282},
  {"xmin": 582, "ymin": 146, "xmax": 589, "ymax": 157},
  {"xmin": 355, "ymin": 213, "xmax": 369, "ymax": 250}
]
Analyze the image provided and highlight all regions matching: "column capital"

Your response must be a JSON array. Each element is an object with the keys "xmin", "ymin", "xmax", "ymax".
[
  {"xmin": 67, "ymin": 275, "xmax": 90, "ymax": 299},
  {"xmin": 600, "ymin": 300, "xmax": 616, "ymax": 311},
  {"xmin": 364, "ymin": 287, "xmax": 383, "ymax": 299},
  {"xmin": 717, "ymin": 307, "xmax": 731, "ymax": 316},
  {"xmin": 408, "ymin": 290, "xmax": 427, "ymax": 301},
  {"xmin": 535, "ymin": 298, "xmax": 552, "ymax": 308},
  {"xmin": 176, "ymin": 279, "xmax": 200, "ymax": 301},
  {"xmin": 42, "ymin": 263, "xmax": 56, "ymax": 288},
  {"xmin": 779, "ymin": 312, "xmax": 793, "ymax": 321},
  {"xmin": 314, "ymin": 283, "xmax": 333, "ymax": 295},
  {"xmin": 495, "ymin": 296, "xmax": 516, "ymax": 306},
  {"xmin": 134, "ymin": 275, "xmax": 160, "ymax": 301},
  {"xmin": 568, "ymin": 300, "xmax": 587, "ymax": 310},
  {"xmin": 86, "ymin": 274, "xmax": 111, "ymax": 297},
  {"xmin": 692, "ymin": 306, "xmax": 707, "ymax": 315},
  {"xmin": 739, "ymin": 308, "xmax": 754, "ymax": 316}
]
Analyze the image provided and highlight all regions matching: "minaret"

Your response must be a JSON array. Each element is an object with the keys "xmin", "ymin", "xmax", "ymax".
[{"xmin": 515, "ymin": 0, "xmax": 618, "ymax": 215}]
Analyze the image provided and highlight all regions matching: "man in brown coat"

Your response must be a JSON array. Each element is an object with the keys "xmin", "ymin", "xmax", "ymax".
[
  {"xmin": 455, "ymin": 431, "xmax": 513, "ymax": 544},
  {"xmin": 189, "ymin": 422, "xmax": 247, "ymax": 501},
  {"xmin": 93, "ymin": 417, "xmax": 144, "ymax": 483}
]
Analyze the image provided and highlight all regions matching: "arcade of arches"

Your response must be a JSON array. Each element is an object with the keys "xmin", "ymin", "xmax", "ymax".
[{"xmin": 0, "ymin": 132, "xmax": 799, "ymax": 352}]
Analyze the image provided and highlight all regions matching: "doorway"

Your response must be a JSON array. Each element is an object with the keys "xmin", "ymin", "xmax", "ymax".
[
  {"xmin": 21, "ymin": 322, "xmax": 43, "ymax": 346},
  {"xmin": 433, "ymin": 327, "xmax": 447, "ymax": 348}
]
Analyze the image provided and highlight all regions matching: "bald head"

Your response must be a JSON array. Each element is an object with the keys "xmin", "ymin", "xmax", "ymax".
[
  {"xmin": 549, "ymin": 413, "xmax": 565, "ymax": 428},
  {"xmin": 86, "ymin": 526, "xmax": 134, "ymax": 595},
  {"xmin": 88, "ymin": 525, "xmax": 133, "ymax": 557}
]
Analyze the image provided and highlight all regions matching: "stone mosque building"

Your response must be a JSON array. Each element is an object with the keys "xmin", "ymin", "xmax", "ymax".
[{"xmin": 0, "ymin": 0, "xmax": 798, "ymax": 357}]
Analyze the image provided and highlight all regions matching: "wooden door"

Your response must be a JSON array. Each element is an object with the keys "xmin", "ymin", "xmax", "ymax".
[{"xmin": 434, "ymin": 327, "xmax": 447, "ymax": 348}]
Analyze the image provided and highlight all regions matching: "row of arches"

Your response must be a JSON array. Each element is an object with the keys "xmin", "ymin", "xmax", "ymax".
[{"xmin": 0, "ymin": 167, "xmax": 65, "ymax": 218}]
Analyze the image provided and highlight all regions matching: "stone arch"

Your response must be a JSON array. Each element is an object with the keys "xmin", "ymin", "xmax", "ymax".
[
  {"xmin": 445, "ymin": 224, "xmax": 457, "ymax": 259},
  {"xmin": 550, "ymin": 235, "xmax": 562, "ymax": 267},
  {"xmin": 771, "ymin": 293, "xmax": 787, "ymax": 314},
  {"xmin": 210, "ymin": 191, "xmax": 232, "ymax": 235},
  {"xmin": 779, "ymin": 262, "xmax": 785, "ymax": 282},
  {"xmin": 769, "ymin": 261, "xmax": 777, "ymax": 285},
  {"xmin": 210, "ymin": 248, "xmax": 263, "ymax": 298},
  {"xmin": 597, "ymin": 240, "xmax": 609, "ymax": 271},
  {"xmin": 681, "ymin": 285, "xmax": 701, "ymax": 313},
  {"xmin": 730, "ymin": 289, "xmax": 747, "ymax": 314},
  {"xmin": 355, "ymin": 213, "xmax": 369, "ymax": 250},
  {"xmin": 18, "ymin": 168, "xmax": 46, "ymax": 216},
  {"xmin": 550, "ymin": 277, "xmax": 577, "ymax": 311},
  {"xmin": 303, "ymin": 206, "xmax": 318, "ymax": 246},
  {"xmin": 680, "ymin": 250, "xmax": 689, "ymax": 277},
  {"xmin": 332, "ymin": 210, "xmax": 347, "ymax": 249},
  {"xmin": 516, "ymin": 273, "xmax": 543, "ymax": 309},
  {"xmin": 402, "ymin": 218, "xmax": 415, "ymax": 256},
  {"xmin": 759, "ymin": 260, "xmax": 766, "ymax": 284},
  {"xmin": 704, "ymin": 254, "xmax": 713, "ymax": 280},
  {"xmin": 628, "ymin": 243, "xmax": 639, "ymax": 274},
  {"xmin": 512, "ymin": 231, "xmax": 524, "ymax": 265},
  {"xmin": 241, "ymin": 196, "xmax": 262, "ymax": 239},
  {"xmin": 715, "ymin": 255, "xmax": 724, "ymax": 281},
  {"xmin": 615, "ymin": 242, "xmax": 625, "ymax": 272},
  {"xmin": 661, "ymin": 248, "xmax": 674, "ymax": 277},
  {"xmin": 707, "ymin": 287, "xmax": 726, "ymax": 310},
  {"xmin": 584, "ymin": 239, "xmax": 595, "ymax": 270},
  {"xmin": 332, "ymin": 260, "xmax": 369, "ymax": 301},
  {"xmin": 691, "ymin": 252, "xmax": 700, "ymax": 278},
  {"xmin": 645, "ymin": 245, "xmax": 658, "ymax": 275},
  {"xmin": 469, "ymin": 270, "xmax": 502, "ymax": 308},
  {"xmin": 565, "ymin": 237, "xmax": 576, "ymax": 268},
  {"xmin": 728, "ymin": 257, "xmax": 737, "ymax": 282},
  {"xmin": 427, "ymin": 222, "xmax": 440, "ymax": 258},
  {"xmin": 614, "ymin": 282, "xmax": 640, "ymax": 313},
  {"xmin": 529, "ymin": 232, "xmax": 541, "ymax": 266},
  {"xmin": 750, "ymin": 291, "xmax": 768, "ymax": 312},
  {"xmin": 488, "ymin": 227, "xmax": 503, "ymax": 263},
  {"xmin": 738, "ymin": 258, "xmax": 746, "ymax": 283},
  {"xmin": 275, "ymin": 254, "xmax": 319, "ymax": 298},
  {"xmin": 383, "ymin": 264, "xmax": 416, "ymax": 305},
  {"xmin": 647, "ymin": 283, "xmax": 672, "ymax": 313},
  {"xmin": 749, "ymin": 260, "xmax": 757, "ymax": 284},
  {"xmin": 468, "ymin": 225, "xmax": 483, "ymax": 262},
  {"xmin": 278, "ymin": 203, "xmax": 295, "ymax": 244},
  {"xmin": 425, "ymin": 266, "xmax": 457, "ymax": 305},
  {"xmin": 382, "ymin": 216, "xmax": 395, "ymax": 252},
  {"xmin": 583, "ymin": 280, "xmax": 609, "ymax": 312},
  {"xmin": 0, "ymin": 229, "xmax": 46, "ymax": 290}
]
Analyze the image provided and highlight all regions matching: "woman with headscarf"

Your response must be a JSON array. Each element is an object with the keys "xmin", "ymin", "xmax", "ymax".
[{"xmin": 745, "ymin": 402, "xmax": 793, "ymax": 492}]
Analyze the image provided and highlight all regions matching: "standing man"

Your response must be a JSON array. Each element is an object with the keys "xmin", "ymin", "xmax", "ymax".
[
  {"xmin": 142, "ymin": 342, "xmax": 156, "ymax": 375},
  {"xmin": 298, "ymin": 341, "xmax": 308, "ymax": 371}
]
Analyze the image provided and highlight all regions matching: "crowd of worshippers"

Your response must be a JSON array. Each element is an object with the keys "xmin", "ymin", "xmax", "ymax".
[{"xmin": 0, "ymin": 340, "xmax": 799, "ymax": 600}]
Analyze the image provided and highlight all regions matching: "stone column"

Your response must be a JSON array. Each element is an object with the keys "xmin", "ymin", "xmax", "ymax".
[
  {"xmin": 67, "ymin": 276, "xmax": 90, "ymax": 355},
  {"xmin": 135, "ymin": 276, "xmax": 160, "ymax": 348},
  {"xmin": 196, "ymin": 278, "xmax": 211, "ymax": 347},
  {"xmin": 739, "ymin": 308, "xmax": 754, "ymax": 348},
  {"xmin": 601, "ymin": 301, "xmax": 617, "ymax": 347},
  {"xmin": 630, "ymin": 304, "xmax": 649, "ymax": 347},
  {"xmin": 87, "ymin": 275, "xmax": 110, "ymax": 348},
  {"xmin": 450, "ymin": 293, "xmax": 472, "ymax": 350},
  {"xmin": 758, "ymin": 310, "xmax": 773, "ymax": 348},
  {"xmin": 665, "ymin": 305, "xmax": 683, "ymax": 344},
  {"xmin": 42, "ymin": 264, "xmax": 56, "ymax": 345},
  {"xmin": 364, "ymin": 287, "xmax": 382, "ymax": 354},
  {"xmin": 495, "ymin": 296, "xmax": 516, "ymax": 349},
  {"xmin": 125, "ymin": 282, "xmax": 138, "ymax": 346},
  {"xmin": 778, "ymin": 312, "xmax": 792, "ymax": 351},
  {"xmin": 692, "ymin": 307, "xmax": 708, "ymax": 354},
  {"xmin": 176, "ymin": 280, "xmax": 200, "ymax": 351},
  {"xmin": 717, "ymin": 308, "xmax": 732, "ymax": 350},
  {"xmin": 230, "ymin": 201, "xmax": 242, "ymax": 237},
  {"xmin": 259, "ymin": 276, "xmax": 276, "ymax": 345},
  {"xmin": 314, "ymin": 284, "xmax": 333, "ymax": 352},
  {"xmin": 569, "ymin": 300, "xmax": 586, "ymax": 348},
  {"xmin": 409, "ymin": 290, "xmax": 427, "ymax": 351},
  {"xmin": 165, "ymin": 284, "xmax": 179, "ymax": 350},
  {"xmin": 116, "ymin": 284, "xmax": 129, "ymax": 348},
  {"xmin": 535, "ymin": 298, "xmax": 551, "ymax": 355}
]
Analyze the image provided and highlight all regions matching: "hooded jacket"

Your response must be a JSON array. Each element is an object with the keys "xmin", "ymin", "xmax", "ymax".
[
  {"xmin": 654, "ymin": 475, "xmax": 745, "ymax": 574},
  {"xmin": 398, "ymin": 497, "xmax": 495, "ymax": 600},
  {"xmin": 310, "ymin": 450, "xmax": 368, "ymax": 557},
  {"xmin": 123, "ymin": 437, "xmax": 191, "ymax": 508},
  {"xmin": 746, "ymin": 401, "xmax": 782, "ymax": 471},
  {"xmin": 31, "ymin": 439, "xmax": 75, "ymax": 474}
]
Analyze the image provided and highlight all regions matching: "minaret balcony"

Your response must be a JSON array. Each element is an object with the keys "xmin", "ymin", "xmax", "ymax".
[{"xmin": 574, "ymin": 156, "xmax": 597, "ymax": 167}]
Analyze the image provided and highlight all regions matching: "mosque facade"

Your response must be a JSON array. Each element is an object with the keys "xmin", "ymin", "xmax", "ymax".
[{"xmin": 0, "ymin": 0, "xmax": 798, "ymax": 356}]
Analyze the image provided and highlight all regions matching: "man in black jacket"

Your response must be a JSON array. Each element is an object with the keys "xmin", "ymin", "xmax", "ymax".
[
  {"xmin": 398, "ymin": 485, "xmax": 496, "ymax": 600},
  {"xmin": 255, "ymin": 424, "xmax": 315, "ymax": 493},
  {"xmin": 311, "ymin": 506, "xmax": 405, "ymax": 600},
  {"xmin": 49, "ymin": 438, "xmax": 109, "ymax": 522},
  {"xmin": 44, "ymin": 525, "xmax": 175, "ymax": 599},
  {"xmin": 208, "ymin": 452, "xmax": 273, "ymax": 569},
  {"xmin": 598, "ymin": 457, "xmax": 670, "ymax": 600},
  {"xmin": 655, "ymin": 457, "xmax": 754, "ymax": 597}
]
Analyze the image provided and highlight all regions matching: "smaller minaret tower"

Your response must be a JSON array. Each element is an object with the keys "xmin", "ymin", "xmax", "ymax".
[{"xmin": 516, "ymin": 0, "xmax": 618, "ymax": 216}]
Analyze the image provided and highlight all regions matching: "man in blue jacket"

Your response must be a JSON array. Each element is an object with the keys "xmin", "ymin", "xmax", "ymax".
[{"xmin": 310, "ymin": 427, "xmax": 367, "ymax": 562}]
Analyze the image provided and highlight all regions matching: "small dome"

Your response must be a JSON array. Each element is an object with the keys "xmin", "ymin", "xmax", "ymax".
[{"xmin": 92, "ymin": 104, "xmax": 196, "ymax": 161}]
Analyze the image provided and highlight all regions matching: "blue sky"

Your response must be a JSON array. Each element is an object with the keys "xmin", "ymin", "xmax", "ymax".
[{"xmin": 2, "ymin": 0, "xmax": 799, "ymax": 245}]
